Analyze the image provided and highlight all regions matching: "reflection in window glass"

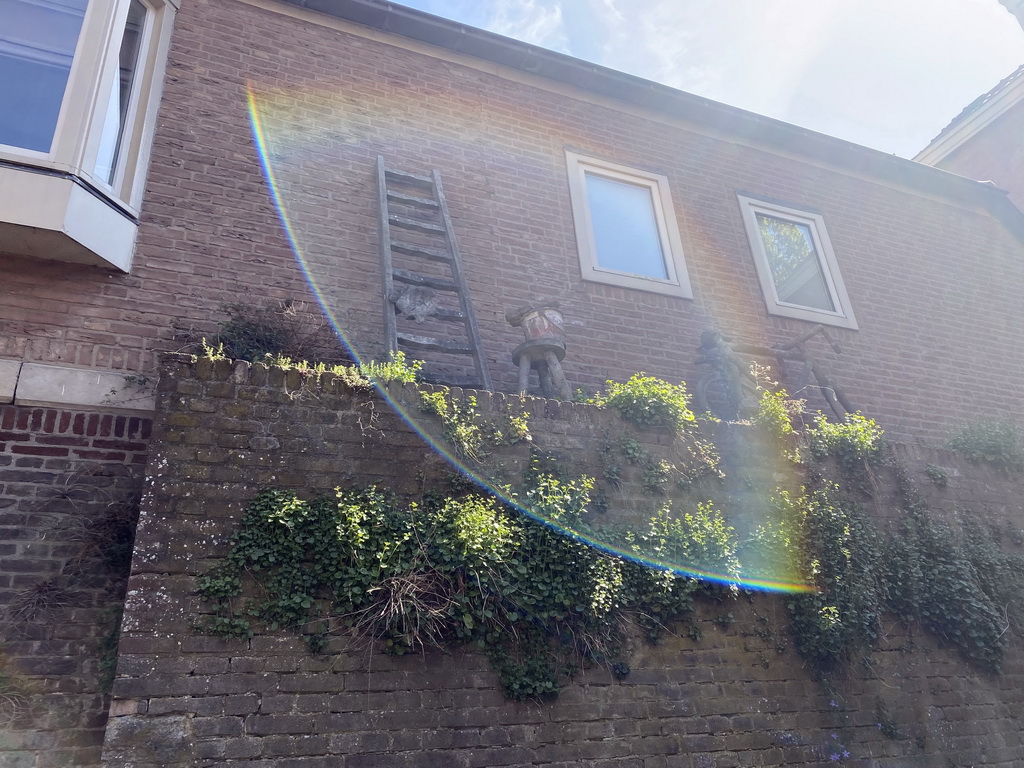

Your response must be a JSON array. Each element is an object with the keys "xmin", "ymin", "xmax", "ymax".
[
  {"xmin": 0, "ymin": 0, "xmax": 89, "ymax": 152},
  {"xmin": 585, "ymin": 172, "xmax": 668, "ymax": 280},
  {"xmin": 95, "ymin": 0, "xmax": 147, "ymax": 184},
  {"xmin": 756, "ymin": 213, "xmax": 834, "ymax": 312}
]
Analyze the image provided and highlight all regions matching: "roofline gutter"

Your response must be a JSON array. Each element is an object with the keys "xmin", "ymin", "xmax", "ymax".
[
  {"xmin": 914, "ymin": 67, "xmax": 1024, "ymax": 165},
  {"xmin": 277, "ymin": 0, "xmax": 1024, "ymax": 243}
]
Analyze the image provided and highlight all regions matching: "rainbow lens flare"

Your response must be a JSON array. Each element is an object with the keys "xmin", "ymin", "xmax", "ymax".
[{"xmin": 246, "ymin": 82, "xmax": 814, "ymax": 595}]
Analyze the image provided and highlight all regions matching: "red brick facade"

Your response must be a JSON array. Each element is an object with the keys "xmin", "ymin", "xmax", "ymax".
[
  {"xmin": 1, "ymin": 0, "xmax": 1023, "ymax": 444},
  {"xmin": 2, "ymin": 2, "xmax": 1024, "ymax": 766},
  {"xmin": 0, "ymin": 405, "xmax": 151, "ymax": 767}
]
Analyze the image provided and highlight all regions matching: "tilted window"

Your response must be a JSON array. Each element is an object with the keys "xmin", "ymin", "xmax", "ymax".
[
  {"xmin": 566, "ymin": 152, "xmax": 692, "ymax": 298},
  {"xmin": 738, "ymin": 196, "xmax": 857, "ymax": 329},
  {"xmin": 0, "ymin": 0, "xmax": 177, "ymax": 271}
]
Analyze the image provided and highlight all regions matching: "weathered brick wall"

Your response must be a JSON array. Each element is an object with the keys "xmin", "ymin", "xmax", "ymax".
[
  {"xmin": 149, "ymin": 0, "xmax": 1024, "ymax": 447},
  {"xmin": 0, "ymin": 405, "xmax": 151, "ymax": 768},
  {"xmin": 99, "ymin": 358, "xmax": 1024, "ymax": 768},
  {"xmin": 3, "ymin": 0, "xmax": 1024, "ymax": 445}
]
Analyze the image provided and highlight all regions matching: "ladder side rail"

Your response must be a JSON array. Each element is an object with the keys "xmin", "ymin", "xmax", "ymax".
[
  {"xmin": 432, "ymin": 169, "xmax": 493, "ymax": 391},
  {"xmin": 376, "ymin": 156, "xmax": 399, "ymax": 355}
]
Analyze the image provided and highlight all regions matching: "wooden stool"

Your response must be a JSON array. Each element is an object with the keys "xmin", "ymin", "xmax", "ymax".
[{"xmin": 512, "ymin": 338, "xmax": 570, "ymax": 401}]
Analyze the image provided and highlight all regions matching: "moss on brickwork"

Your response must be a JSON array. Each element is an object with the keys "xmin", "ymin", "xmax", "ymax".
[
  {"xmin": 94, "ymin": 356, "xmax": 1024, "ymax": 768},
  {"xmin": 193, "ymin": 360, "xmax": 1023, "ymax": 697}
]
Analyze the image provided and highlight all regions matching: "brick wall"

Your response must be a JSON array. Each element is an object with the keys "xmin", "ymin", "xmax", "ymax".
[
  {"xmin": 0, "ymin": 405, "xmax": 151, "ymax": 768},
  {"xmin": 2, "ymin": 0, "xmax": 1024, "ymax": 446},
  {"xmin": 97, "ymin": 357, "xmax": 1024, "ymax": 768}
]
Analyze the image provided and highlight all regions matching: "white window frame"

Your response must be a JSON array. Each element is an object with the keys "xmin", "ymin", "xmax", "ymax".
[
  {"xmin": 738, "ymin": 195, "xmax": 858, "ymax": 329},
  {"xmin": 566, "ymin": 152, "xmax": 692, "ymax": 298},
  {"xmin": 0, "ymin": 0, "xmax": 176, "ymax": 270}
]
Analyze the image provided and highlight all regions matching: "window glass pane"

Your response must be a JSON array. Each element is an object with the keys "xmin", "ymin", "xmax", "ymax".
[
  {"xmin": 756, "ymin": 213, "xmax": 834, "ymax": 312},
  {"xmin": 95, "ymin": 0, "xmax": 147, "ymax": 184},
  {"xmin": 585, "ymin": 172, "xmax": 668, "ymax": 280},
  {"xmin": 0, "ymin": 0, "xmax": 89, "ymax": 152}
]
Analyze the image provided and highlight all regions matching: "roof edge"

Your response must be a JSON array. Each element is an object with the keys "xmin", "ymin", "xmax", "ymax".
[
  {"xmin": 915, "ymin": 65, "xmax": 1024, "ymax": 165},
  {"xmin": 277, "ymin": 0, "xmax": 1024, "ymax": 241}
]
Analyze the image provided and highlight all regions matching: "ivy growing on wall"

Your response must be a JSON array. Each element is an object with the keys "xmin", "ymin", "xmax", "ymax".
[
  {"xmin": 196, "ymin": 359, "xmax": 1024, "ymax": 697},
  {"xmin": 197, "ymin": 478, "xmax": 738, "ymax": 699}
]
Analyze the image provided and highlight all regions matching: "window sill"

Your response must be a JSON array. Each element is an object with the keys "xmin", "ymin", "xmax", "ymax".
[
  {"xmin": 0, "ymin": 163, "xmax": 138, "ymax": 272},
  {"xmin": 764, "ymin": 302, "xmax": 859, "ymax": 330},
  {"xmin": 582, "ymin": 269, "xmax": 693, "ymax": 298}
]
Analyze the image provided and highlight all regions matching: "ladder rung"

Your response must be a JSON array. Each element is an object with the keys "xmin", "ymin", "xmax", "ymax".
[
  {"xmin": 389, "ymin": 215, "xmax": 445, "ymax": 234},
  {"xmin": 391, "ymin": 242, "xmax": 452, "ymax": 263},
  {"xmin": 397, "ymin": 332, "xmax": 473, "ymax": 354},
  {"xmin": 393, "ymin": 269, "xmax": 458, "ymax": 291},
  {"xmin": 387, "ymin": 190, "xmax": 438, "ymax": 209},
  {"xmin": 384, "ymin": 168, "xmax": 434, "ymax": 188},
  {"xmin": 392, "ymin": 306, "xmax": 465, "ymax": 322},
  {"xmin": 433, "ymin": 307, "xmax": 466, "ymax": 322}
]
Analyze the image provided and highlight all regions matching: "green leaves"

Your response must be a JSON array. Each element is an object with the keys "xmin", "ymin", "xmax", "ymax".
[
  {"xmin": 947, "ymin": 420, "xmax": 1024, "ymax": 472},
  {"xmin": 418, "ymin": 391, "xmax": 531, "ymax": 462},
  {"xmin": 809, "ymin": 412, "xmax": 883, "ymax": 467},
  {"xmin": 592, "ymin": 373, "xmax": 696, "ymax": 434},
  {"xmin": 879, "ymin": 513, "xmax": 1020, "ymax": 673},
  {"xmin": 758, "ymin": 484, "xmax": 1022, "ymax": 676},
  {"xmin": 196, "ymin": 480, "xmax": 704, "ymax": 700},
  {"xmin": 767, "ymin": 487, "xmax": 882, "ymax": 671}
]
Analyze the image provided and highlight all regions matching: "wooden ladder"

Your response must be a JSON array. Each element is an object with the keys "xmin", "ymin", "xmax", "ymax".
[{"xmin": 376, "ymin": 156, "xmax": 492, "ymax": 390}]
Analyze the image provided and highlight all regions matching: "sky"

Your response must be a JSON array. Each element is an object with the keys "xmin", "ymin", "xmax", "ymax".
[{"xmin": 395, "ymin": 0, "xmax": 1024, "ymax": 158}]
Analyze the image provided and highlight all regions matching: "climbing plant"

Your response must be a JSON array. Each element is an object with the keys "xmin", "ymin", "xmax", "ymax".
[
  {"xmin": 197, "ymin": 477, "xmax": 740, "ymax": 699},
  {"xmin": 196, "ymin": 365, "xmax": 1024, "ymax": 697},
  {"xmin": 947, "ymin": 420, "xmax": 1024, "ymax": 472},
  {"xmin": 588, "ymin": 373, "xmax": 696, "ymax": 434}
]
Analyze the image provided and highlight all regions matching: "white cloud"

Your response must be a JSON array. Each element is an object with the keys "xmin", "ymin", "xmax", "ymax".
[
  {"xmin": 561, "ymin": 0, "xmax": 1022, "ymax": 155},
  {"xmin": 487, "ymin": 0, "xmax": 570, "ymax": 53},
  {"xmin": 580, "ymin": 0, "xmax": 714, "ymax": 94},
  {"xmin": 399, "ymin": 0, "xmax": 1023, "ymax": 156}
]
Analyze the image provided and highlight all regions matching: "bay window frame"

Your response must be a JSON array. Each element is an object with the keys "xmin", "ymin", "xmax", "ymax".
[{"xmin": 0, "ymin": 0, "xmax": 177, "ymax": 219}]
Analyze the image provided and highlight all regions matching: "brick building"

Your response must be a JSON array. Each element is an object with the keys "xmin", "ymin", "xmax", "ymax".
[
  {"xmin": 914, "ymin": 7, "xmax": 1022, "ymax": 232},
  {"xmin": 916, "ymin": 63, "xmax": 1024, "ymax": 212},
  {"xmin": 2, "ymin": 0, "xmax": 1024, "ymax": 442},
  {"xmin": 2, "ymin": 0, "xmax": 1024, "ymax": 440},
  {"xmin": 1, "ymin": 0, "xmax": 1024, "ymax": 765}
]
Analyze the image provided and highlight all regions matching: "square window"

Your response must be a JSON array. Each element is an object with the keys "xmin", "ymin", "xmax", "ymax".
[
  {"xmin": 566, "ymin": 152, "xmax": 691, "ymax": 297},
  {"xmin": 738, "ymin": 196, "xmax": 857, "ymax": 329}
]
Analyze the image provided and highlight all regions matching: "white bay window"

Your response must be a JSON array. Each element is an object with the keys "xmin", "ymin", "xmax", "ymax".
[{"xmin": 0, "ymin": 0, "xmax": 177, "ymax": 270}]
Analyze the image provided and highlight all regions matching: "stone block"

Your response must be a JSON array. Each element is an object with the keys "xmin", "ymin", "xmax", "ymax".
[
  {"xmin": 0, "ymin": 359, "xmax": 20, "ymax": 403},
  {"xmin": 15, "ymin": 363, "xmax": 154, "ymax": 412},
  {"xmin": 103, "ymin": 714, "xmax": 197, "ymax": 766}
]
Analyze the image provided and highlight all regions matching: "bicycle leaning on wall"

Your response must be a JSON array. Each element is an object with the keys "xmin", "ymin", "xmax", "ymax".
[{"xmin": 693, "ymin": 324, "xmax": 855, "ymax": 421}]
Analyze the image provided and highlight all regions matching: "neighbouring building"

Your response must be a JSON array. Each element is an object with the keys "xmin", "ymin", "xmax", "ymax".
[
  {"xmin": 915, "ymin": 7, "xmax": 1024, "ymax": 211},
  {"xmin": 1, "ymin": 1, "xmax": 1023, "ymax": 766},
  {"xmin": 915, "ymin": 63, "xmax": 1024, "ymax": 211}
]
